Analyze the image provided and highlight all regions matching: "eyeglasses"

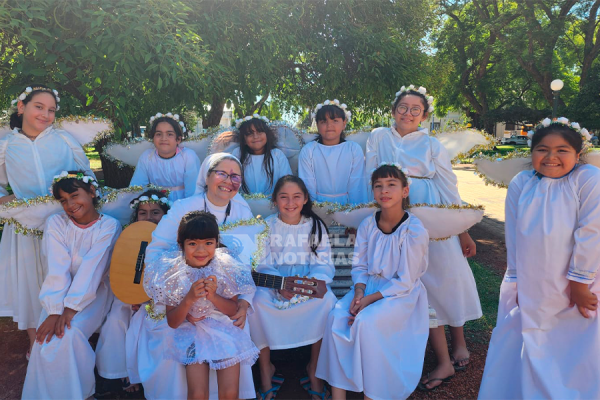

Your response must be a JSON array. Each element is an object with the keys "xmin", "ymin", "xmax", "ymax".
[
  {"xmin": 396, "ymin": 105, "xmax": 423, "ymax": 117},
  {"xmin": 213, "ymin": 170, "xmax": 242, "ymax": 185},
  {"xmin": 244, "ymin": 130, "xmax": 266, "ymax": 137}
]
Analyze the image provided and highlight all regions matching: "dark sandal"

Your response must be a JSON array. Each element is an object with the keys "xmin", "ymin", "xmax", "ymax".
[
  {"xmin": 417, "ymin": 372, "xmax": 455, "ymax": 392},
  {"xmin": 300, "ymin": 377, "xmax": 331, "ymax": 400},
  {"xmin": 257, "ymin": 384, "xmax": 280, "ymax": 400},
  {"xmin": 451, "ymin": 355, "xmax": 470, "ymax": 371}
]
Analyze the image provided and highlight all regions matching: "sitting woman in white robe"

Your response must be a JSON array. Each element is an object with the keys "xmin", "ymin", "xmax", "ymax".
[
  {"xmin": 22, "ymin": 172, "xmax": 121, "ymax": 399},
  {"xmin": 316, "ymin": 164, "xmax": 430, "ymax": 400},
  {"xmin": 231, "ymin": 115, "xmax": 292, "ymax": 195},
  {"xmin": 249, "ymin": 175, "xmax": 337, "ymax": 400},
  {"xmin": 479, "ymin": 120, "xmax": 600, "ymax": 400},
  {"xmin": 298, "ymin": 100, "xmax": 367, "ymax": 205}
]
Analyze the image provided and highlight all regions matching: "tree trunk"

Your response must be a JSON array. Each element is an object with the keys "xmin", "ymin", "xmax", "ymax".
[{"xmin": 205, "ymin": 95, "xmax": 226, "ymax": 128}]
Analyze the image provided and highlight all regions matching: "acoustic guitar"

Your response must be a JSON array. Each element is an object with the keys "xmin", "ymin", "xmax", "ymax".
[{"xmin": 110, "ymin": 221, "xmax": 328, "ymax": 304}]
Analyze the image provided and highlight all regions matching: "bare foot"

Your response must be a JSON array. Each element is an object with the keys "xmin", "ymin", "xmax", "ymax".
[
  {"xmin": 451, "ymin": 346, "xmax": 470, "ymax": 368},
  {"xmin": 258, "ymin": 363, "xmax": 277, "ymax": 400},
  {"xmin": 420, "ymin": 362, "xmax": 455, "ymax": 390}
]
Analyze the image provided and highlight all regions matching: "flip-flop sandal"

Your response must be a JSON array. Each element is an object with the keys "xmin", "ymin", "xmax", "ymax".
[
  {"xmin": 451, "ymin": 355, "xmax": 470, "ymax": 371},
  {"xmin": 271, "ymin": 374, "xmax": 285, "ymax": 386},
  {"xmin": 417, "ymin": 372, "xmax": 455, "ymax": 392},
  {"xmin": 300, "ymin": 377, "xmax": 331, "ymax": 400},
  {"xmin": 257, "ymin": 384, "xmax": 281, "ymax": 400}
]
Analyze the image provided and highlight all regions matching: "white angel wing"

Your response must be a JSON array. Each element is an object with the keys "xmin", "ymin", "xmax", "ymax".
[
  {"xmin": 409, "ymin": 204, "xmax": 484, "ymax": 239},
  {"xmin": 434, "ymin": 129, "xmax": 495, "ymax": 162},
  {"xmin": 208, "ymin": 130, "xmax": 238, "ymax": 155},
  {"xmin": 585, "ymin": 150, "xmax": 600, "ymax": 169},
  {"xmin": 219, "ymin": 218, "xmax": 268, "ymax": 268},
  {"xmin": 273, "ymin": 124, "xmax": 304, "ymax": 175},
  {"xmin": 104, "ymin": 140, "xmax": 155, "ymax": 167},
  {"xmin": 0, "ymin": 124, "xmax": 12, "ymax": 140},
  {"xmin": 331, "ymin": 205, "xmax": 376, "ymax": 229},
  {"xmin": 0, "ymin": 196, "xmax": 62, "ymax": 236},
  {"xmin": 99, "ymin": 186, "xmax": 148, "ymax": 226},
  {"xmin": 302, "ymin": 132, "xmax": 318, "ymax": 144},
  {"xmin": 473, "ymin": 155, "xmax": 531, "ymax": 188},
  {"xmin": 242, "ymin": 195, "xmax": 276, "ymax": 219},
  {"xmin": 312, "ymin": 202, "xmax": 335, "ymax": 226},
  {"xmin": 345, "ymin": 131, "xmax": 370, "ymax": 155},
  {"xmin": 56, "ymin": 116, "xmax": 113, "ymax": 146},
  {"xmin": 181, "ymin": 136, "xmax": 213, "ymax": 165}
]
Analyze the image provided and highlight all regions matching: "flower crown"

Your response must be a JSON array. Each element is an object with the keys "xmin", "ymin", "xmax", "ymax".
[
  {"xmin": 311, "ymin": 99, "xmax": 351, "ymax": 121},
  {"xmin": 130, "ymin": 192, "xmax": 172, "ymax": 209},
  {"xmin": 11, "ymin": 87, "xmax": 61, "ymax": 110},
  {"xmin": 527, "ymin": 117, "xmax": 591, "ymax": 147},
  {"xmin": 149, "ymin": 112, "xmax": 187, "ymax": 133},
  {"xmin": 52, "ymin": 171, "xmax": 100, "ymax": 197},
  {"xmin": 235, "ymin": 114, "xmax": 270, "ymax": 129},
  {"xmin": 370, "ymin": 162, "xmax": 412, "ymax": 186},
  {"xmin": 392, "ymin": 85, "xmax": 434, "ymax": 113}
]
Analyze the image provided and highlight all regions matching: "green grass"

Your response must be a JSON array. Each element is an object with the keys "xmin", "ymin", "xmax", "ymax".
[
  {"xmin": 84, "ymin": 147, "xmax": 102, "ymax": 170},
  {"xmin": 464, "ymin": 259, "xmax": 503, "ymax": 336}
]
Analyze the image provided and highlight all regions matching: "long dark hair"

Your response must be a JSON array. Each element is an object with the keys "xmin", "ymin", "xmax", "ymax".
[
  {"xmin": 237, "ymin": 118, "xmax": 278, "ymax": 193},
  {"xmin": 314, "ymin": 105, "xmax": 347, "ymax": 144},
  {"xmin": 10, "ymin": 85, "xmax": 59, "ymax": 129},
  {"xmin": 271, "ymin": 175, "xmax": 329, "ymax": 255},
  {"xmin": 370, "ymin": 165, "xmax": 410, "ymax": 209}
]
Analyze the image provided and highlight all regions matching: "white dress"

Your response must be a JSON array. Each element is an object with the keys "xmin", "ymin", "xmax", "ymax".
[
  {"xmin": 479, "ymin": 165, "xmax": 600, "ymax": 400},
  {"xmin": 366, "ymin": 126, "xmax": 482, "ymax": 326},
  {"xmin": 130, "ymin": 147, "xmax": 201, "ymax": 201},
  {"xmin": 133, "ymin": 194, "xmax": 257, "ymax": 399},
  {"xmin": 232, "ymin": 147, "xmax": 292, "ymax": 195},
  {"xmin": 22, "ymin": 213, "xmax": 121, "ymax": 399},
  {"xmin": 298, "ymin": 140, "xmax": 367, "ymax": 204},
  {"xmin": 316, "ymin": 212, "xmax": 430, "ymax": 400},
  {"xmin": 0, "ymin": 127, "xmax": 93, "ymax": 328},
  {"xmin": 95, "ymin": 297, "xmax": 133, "ymax": 379},
  {"xmin": 249, "ymin": 214, "xmax": 337, "ymax": 350}
]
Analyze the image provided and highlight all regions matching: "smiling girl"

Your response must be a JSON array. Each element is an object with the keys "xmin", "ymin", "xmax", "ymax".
[
  {"xmin": 479, "ymin": 119, "xmax": 600, "ymax": 399},
  {"xmin": 130, "ymin": 112, "xmax": 200, "ymax": 201},
  {"xmin": 0, "ymin": 85, "xmax": 93, "ymax": 357},
  {"xmin": 22, "ymin": 171, "xmax": 121, "ymax": 399}
]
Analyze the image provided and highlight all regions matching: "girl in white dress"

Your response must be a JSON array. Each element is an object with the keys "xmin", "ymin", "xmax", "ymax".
[
  {"xmin": 479, "ymin": 119, "xmax": 600, "ymax": 399},
  {"xmin": 130, "ymin": 112, "xmax": 200, "ymax": 201},
  {"xmin": 22, "ymin": 172, "xmax": 121, "ymax": 399},
  {"xmin": 366, "ymin": 86, "xmax": 481, "ymax": 389},
  {"xmin": 232, "ymin": 115, "xmax": 292, "ymax": 195},
  {"xmin": 144, "ymin": 152, "xmax": 257, "ymax": 399},
  {"xmin": 95, "ymin": 189, "xmax": 171, "ymax": 396},
  {"xmin": 316, "ymin": 164, "xmax": 430, "ymax": 400},
  {"xmin": 146, "ymin": 211, "xmax": 258, "ymax": 399},
  {"xmin": 298, "ymin": 100, "xmax": 367, "ymax": 204},
  {"xmin": 249, "ymin": 175, "xmax": 337, "ymax": 400},
  {"xmin": 0, "ymin": 85, "xmax": 92, "ymax": 357}
]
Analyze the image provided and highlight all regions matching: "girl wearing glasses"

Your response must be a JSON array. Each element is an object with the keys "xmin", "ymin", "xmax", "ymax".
[
  {"xmin": 144, "ymin": 152, "xmax": 257, "ymax": 399},
  {"xmin": 232, "ymin": 115, "xmax": 292, "ymax": 195},
  {"xmin": 366, "ymin": 86, "xmax": 481, "ymax": 391}
]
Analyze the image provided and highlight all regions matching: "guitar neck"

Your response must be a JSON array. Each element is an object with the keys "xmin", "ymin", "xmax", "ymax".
[{"xmin": 251, "ymin": 270, "xmax": 284, "ymax": 290}]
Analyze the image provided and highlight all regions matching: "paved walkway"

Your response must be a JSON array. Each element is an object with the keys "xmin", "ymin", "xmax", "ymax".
[{"xmin": 454, "ymin": 164, "xmax": 507, "ymax": 239}]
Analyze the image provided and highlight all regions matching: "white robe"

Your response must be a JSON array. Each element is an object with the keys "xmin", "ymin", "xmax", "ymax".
[
  {"xmin": 232, "ymin": 147, "xmax": 292, "ymax": 195},
  {"xmin": 298, "ymin": 140, "xmax": 367, "ymax": 204},
  {"xmin": 0, "ymin": 127, "xmax": 93, "ymax": 328},
  {"xmin": 479, "ymin": 165, "xmax": 600, "ymax": 400},
  {"xmin": 249, "ymin": 214, "xmax": 337, "ymax": 350},
  {"xmin": 366, "ymin": 126, "xmax": 482, "ymax": 326},
  {"xmin": 22, "ymin": 213, "xmax": 121, "ymax": 399},
  {"xmin": 130, "ymin": 147, "xmax": 200, "ymax": 201},
  {"xmin": 135, "ymin": 195, "xmax": 256, "ymax": 399},
  {"xmin": 95, "ymin": 297, "xmax": 133, "ymax": 379},
  {"xmin": 316, "ymin": 213, "xmax": 430, "ymax": 400}
]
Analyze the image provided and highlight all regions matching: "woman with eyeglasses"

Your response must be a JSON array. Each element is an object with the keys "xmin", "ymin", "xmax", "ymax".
[
  {"xmin": 365, "ymin": 86, "xmax": 482, "ymax": 391},
  {"xmin": 143, "ymin": 152, "xmax": 257, "ymax": 399}
]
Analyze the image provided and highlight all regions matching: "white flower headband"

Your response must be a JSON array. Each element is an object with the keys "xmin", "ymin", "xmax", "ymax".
[
  {"xmin": 52, "ymin": 171, "xmax": 100, "ymax": 197},
  {"xmin": 311, "ymin": 99, "xmax": 352, "ymax": 121},
  {"xmin": 235, "ymin": 114, "xmax": 270, "ymax": 129},
  {"xmin": 370, "ymin": 162, "xmax": 412, "ymax": 186},
  {"xmin": 392, "ymin": 85, "xmax": 434, "ymax": 113},
  {"xmin": 149, "ymin": 112, "xmax": 187, "ymax": 133},
  {"xmin": 527, "ymin": 117, "xmax": 591, "ymax": 147},
  {"xmin": 130, "ymin": 193, "xmax": 172, "ymax": 209},
  {"xmin": 11, "ymin": 87, "xmax": 61, "ymax": 110}
]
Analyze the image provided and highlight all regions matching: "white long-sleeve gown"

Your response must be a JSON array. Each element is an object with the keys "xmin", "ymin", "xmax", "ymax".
[
  {"xmin": 298, "ymin": 140, "xmax": 367, "ymax": 204},
  {"xmin": 0, "ymin": 127, "xmax": 93, "ymax": 328},
  {"xmin": 129, "ymin": 147, "xmax": 200, "ymax": 201},
  {"xmin": 232, "ymin": 147, "xmax": 292, "ymax": 195},
  {"xmin": 366, "ymin": 126, "xmax": 482, "ymax": 326},
  {"xmin": 316, "ymin": 212, "xmax": 430, "ymax": 400},
  {"xmin": 22, "ymin": 213, "xmax": 121, "ymax": 399},
  {"xmin": 479, "ymin": 165, "xmax": 600, "ymax": 399},
  {"xmin": 128, "ymin": 195, "xmax": 256, "ymax": 399},
  {"xmin": 249, "ymin": 214, "xmax": 337, "ymax": 350}
]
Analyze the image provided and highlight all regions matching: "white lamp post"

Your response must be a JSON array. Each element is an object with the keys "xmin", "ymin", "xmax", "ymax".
[{"xmin": 550, "ymin": 79, "xmax": 564, "ymax": 119}]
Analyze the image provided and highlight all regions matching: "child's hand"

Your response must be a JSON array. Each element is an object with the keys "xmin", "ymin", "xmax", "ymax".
[
  {"xmin": 36, "ymin": 314, "xmax": 59, "ymax": 344},
  {"xmin": 0, "ymin": 194, "xmax": 16, "ymax": 205},
  {"xmin": 231, "ymin": 299, "xmax": 249, "ymax": 329},
  {"xmin": 186, "ymin": 313, "xmax": 206, "ymax": 325},
  {"xmin": 55, "ymin": 308, "xmax": 77, "ymax": 338},
  {"xmin": 349, "ymin": 289, "xmax": 365, "ymax": 320},
  {"xmin": 458, "ymin": 232, "xmax": 476, "ymax": 257},
  {"xmin": 278, "ymin": 289, "xmax": 295, "ymax": 300},
  {"xmin": 569, "ymin": 281, "xmax": 598, "ymax": 318},
  {"xmin": 204, "ymin": 275, "xmax": 217, "ymax": 301},
  {"xmin": 185, "ymin": 279, "xmax": 206, "ymax": 302}
]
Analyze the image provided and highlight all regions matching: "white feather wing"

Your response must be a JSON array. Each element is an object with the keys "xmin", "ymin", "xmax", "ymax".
[
  {"xmin": 435, "ymin": 129, "xmax": 494, "ymax": 162},
  {"xmin": 345, "ymin": 131, "xmax": 370, "ymax": 155},
  {"xmin": 104, "ymin": 141, "xmax": 155, "ymax": 167},
  {"xmin": 56, "ymin": 117, "xmax": 113, "ymax": 146},
  {"xmin": 0, "ymin": 124, "xmax": 12, "ymax": 140},
  {"xmin": 473, "ymin": 156, "xmax": 531, "ymax": 188}
]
